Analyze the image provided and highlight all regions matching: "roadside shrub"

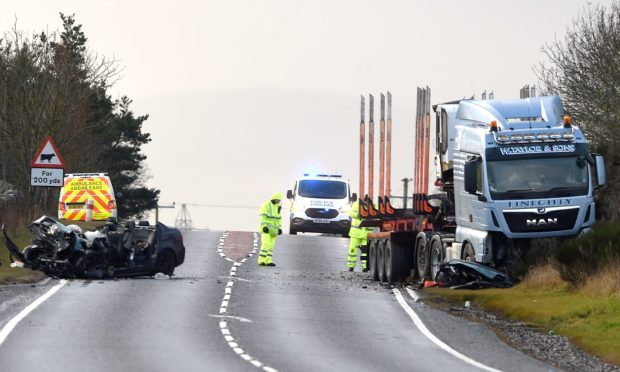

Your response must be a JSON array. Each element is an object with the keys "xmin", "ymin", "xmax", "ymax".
[
  {"xmin": 553, "ymin": 221, "xmax": 620, "ymax": 286},
  {"xmin": 580, "ymin": 261, "xmax": 620, "ymax": 296},
  {"xmin": 520, "ymin": 262, "xmax": 568, "ymax": 291}
]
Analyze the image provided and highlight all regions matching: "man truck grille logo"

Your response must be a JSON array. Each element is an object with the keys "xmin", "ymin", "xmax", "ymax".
[
  {"xmin": 504, "ymin": 208, "xmax": 578, "ymax": 233},
  {"xmin": 527, "ymin": 218, "xmax": 558, "ymax": 227}
]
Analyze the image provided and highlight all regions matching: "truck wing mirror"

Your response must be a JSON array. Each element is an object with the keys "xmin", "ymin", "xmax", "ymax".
[
  {"xmin": 350, "ymin": 193, "xmax": 358, "ymax": 202},
  {"xmin": 286, "ymin": 190, "xmax": 294, "ymax": 199},
  {"xmin": 594, "ymin": 154, "xmax": 606, "ymax": 188}
]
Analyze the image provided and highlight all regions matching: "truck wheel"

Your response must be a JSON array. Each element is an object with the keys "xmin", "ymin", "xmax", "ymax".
[
  {"xmin": 462, "ymin": 242, "xmax": 475, "ymax": 262},
  {"xmin": 385, "ymin": 240, "xmax": 394, "ymax": 283},
  {"xmin": 369, "ymin": 240, "xmax": 379, "ymax": 281},
  {"xmin": 377, "ymin": 240, "xmax": 386, "ymax": 282},
  {"xmin": 385, "ymin": 240, "xmax": 404, "ymax": 283},
  {"xmin": 429, "ymin": 235, "xmax": 444, "ymax": 281},
  {"xmin": 415, "ymin": 233, "xmax": 429, "ymax": 280}
]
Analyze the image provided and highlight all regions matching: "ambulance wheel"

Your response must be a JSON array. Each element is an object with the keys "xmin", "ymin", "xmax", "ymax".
[
  {"xmin": 369, "ymin": 240, "xmax": 379, "ymax": 281},
  {"xmin": 462, "ymin": 242, "xmax": 475, "ymax": 262},
  {"xmin": 377, "ymin": 240, "xmax": 387, "ymax": 282}
]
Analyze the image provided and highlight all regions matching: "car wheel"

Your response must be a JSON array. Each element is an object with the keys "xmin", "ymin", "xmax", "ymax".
[
  {"xmin": 155, "ymin": 250, "xmax": 176, "ymax": 276},
  {"xmin": 22, "ymin": 245, "xmax": 42, "ymax": 269},
  {"xmin": 289, "ymin": 226, "xmax": 297, "ymax": 235}
]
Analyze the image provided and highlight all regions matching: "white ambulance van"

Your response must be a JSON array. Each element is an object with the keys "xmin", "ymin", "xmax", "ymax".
[
  {"xmin": 58, "ymin": 173, "xmax": 117, "ymax": 221},
  {"xmin": 286, "ymin": 174, "xmax": 357, "ymax": 236}
]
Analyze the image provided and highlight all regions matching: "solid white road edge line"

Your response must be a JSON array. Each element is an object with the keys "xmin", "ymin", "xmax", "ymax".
[
  {"xmin": 0, "ymin": 279, "xmax": 68, "ymax": 346},
  {"xmin": 392, "ymin": 288, "xmax": 502, "ymax": 372},
  {"xmin": 406, "ymin": 287, "xmax": 420, "ymax": 302}
]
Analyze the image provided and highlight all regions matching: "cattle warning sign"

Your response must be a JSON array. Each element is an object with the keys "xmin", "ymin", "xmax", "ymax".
[
  {"xmin": 31, "ymin": 135, "xmax": 65, "ymax": 168},
  {"xmin": 31, "ymin": 135, "xmax": 65, "ymax": 187}
]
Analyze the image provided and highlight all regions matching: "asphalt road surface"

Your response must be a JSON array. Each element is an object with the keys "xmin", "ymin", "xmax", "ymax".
[{"xmin": 0, "ymin": 231, "xmax": 557, "ymax": 372}]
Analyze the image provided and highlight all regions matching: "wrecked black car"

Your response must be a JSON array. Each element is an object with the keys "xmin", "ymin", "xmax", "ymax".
[{"xmin": 2, "ymin": 215, "xmax": 185, "ymax": 278}]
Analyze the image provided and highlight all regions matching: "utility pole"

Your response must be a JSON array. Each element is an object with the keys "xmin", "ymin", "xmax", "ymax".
[
  {"xmin": 402, "ymin": 178, "xmax": 412, "ymax": 209},
  {"xmin": 155, "ymin": 202, "xmax": 175, "ymax": 225}
]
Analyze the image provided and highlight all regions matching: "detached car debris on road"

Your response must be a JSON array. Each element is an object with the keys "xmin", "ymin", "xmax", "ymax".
[
  {"xmin": 2, "ymin": 215, "xmax": 185, "ymax": 279},
  {"xmin": 430, "ymin": 260, "xmax": 515, "ymax": 289}
]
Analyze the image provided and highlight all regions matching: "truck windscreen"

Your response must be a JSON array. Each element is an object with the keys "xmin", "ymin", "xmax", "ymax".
[
  {"xmin": 487, "ymin": 156, "xmax": 588, "ymax": 200},
  {"xmin": 298, "ymin": 180, "xmax": 347, "ymax": 199}
]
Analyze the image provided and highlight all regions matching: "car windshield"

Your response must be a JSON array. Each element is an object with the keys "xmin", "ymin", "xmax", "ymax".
[
  {"xmin": 298, "ymin": 180, "xmax": 347, "ymax": 199},
  {"xmin": 487, "ymin": 156, "xmax": 588, "ymax": 200}
]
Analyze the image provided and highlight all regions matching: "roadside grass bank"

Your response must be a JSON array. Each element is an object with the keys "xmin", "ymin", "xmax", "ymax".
[
  {"xmin": 425, "ymin": 221, "xmax": 620, "ymax": 366},
  {"xmin": 0, "ymin": 226, "xmax": 46, "ymax": 283},
  {"xmin": 425, "ymin": 273, "xmax": 620, "ymax": 366},
  {"xmin": 0, "ymin": 219, "xmax": 102, "ymax": 283}
]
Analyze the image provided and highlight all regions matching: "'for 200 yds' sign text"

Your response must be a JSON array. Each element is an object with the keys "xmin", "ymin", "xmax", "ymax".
[{"xmin": 30, "ymin": 168, "xmax": 64, "ymax": 187}]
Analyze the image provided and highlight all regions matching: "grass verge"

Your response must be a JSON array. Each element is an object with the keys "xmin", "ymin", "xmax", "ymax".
[
  {"xmin": 0, "ymin": 226, "xmax": 46, "ymax": 284},
  {"xmin": 426, "ymin": 264, "xmax": 620, "ymax": 365}
]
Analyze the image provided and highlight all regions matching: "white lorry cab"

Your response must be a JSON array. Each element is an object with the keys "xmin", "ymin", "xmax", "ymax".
[{"xmin": 287, "ymin": 174, "xmax": 357, "ymax": 236}]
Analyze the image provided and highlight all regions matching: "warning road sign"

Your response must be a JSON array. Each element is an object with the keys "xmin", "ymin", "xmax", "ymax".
[{"xmin": 31, "ymin": 135, "xmax": 65, "ymax": 168}]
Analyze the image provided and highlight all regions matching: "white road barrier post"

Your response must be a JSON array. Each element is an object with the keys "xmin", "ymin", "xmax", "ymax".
[{"xmin": 85, "ymin": 199, "xmax": 94, "ymax": 221}]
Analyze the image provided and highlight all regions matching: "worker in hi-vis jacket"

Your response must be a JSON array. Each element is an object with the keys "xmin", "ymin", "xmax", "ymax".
[
  {"xmin": 347, "ymin": 200, "xmax": 369, "ymax": 271},
  {"xmin": 258, "ymin": 192, "xmax": 283, "ymax": 266}
]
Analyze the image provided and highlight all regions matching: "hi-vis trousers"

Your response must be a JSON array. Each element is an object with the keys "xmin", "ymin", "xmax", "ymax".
[
  {"xmin": 259, "ymin": 233, "xmax": 276, "ymax": 265},
  {"xmin": 347, "ymin": 237, "xmax": 368, "ymax": 270}
]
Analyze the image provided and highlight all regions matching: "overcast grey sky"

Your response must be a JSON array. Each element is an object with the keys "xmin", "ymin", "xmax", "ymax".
[{"xmin": 1, "ymin": 0, "xmax": 611, "ymax": 230}]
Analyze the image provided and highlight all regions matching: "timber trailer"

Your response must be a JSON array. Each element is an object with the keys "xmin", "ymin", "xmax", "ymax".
[{"xmin": 358, "ymin": 88, "xmax": 606, "ymax": 282}]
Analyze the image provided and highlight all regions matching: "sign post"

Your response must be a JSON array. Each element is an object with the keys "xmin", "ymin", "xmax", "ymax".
[{"xmin": 31, "ymin": 135, "xmax": 65, "ymax": 187}]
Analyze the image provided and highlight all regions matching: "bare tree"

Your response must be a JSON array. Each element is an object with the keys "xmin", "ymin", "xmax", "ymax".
[
  {"xmin": 0, "ymin": 17, "xmax": 119, "ymax": 222},
  {"xmin": 536, "ymin": 1, "xmax": 620, "ymax": 219}
]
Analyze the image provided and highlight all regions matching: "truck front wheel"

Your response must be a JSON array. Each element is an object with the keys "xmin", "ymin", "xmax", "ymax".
[{"xmin": 462, "ymin": 242, "xmax": 475, "ymax": 262}]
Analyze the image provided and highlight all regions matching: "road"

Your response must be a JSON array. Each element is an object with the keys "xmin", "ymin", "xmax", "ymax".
[{"xmin": 0, "ymin": 231, "xmax": 556, "ymax": 372}]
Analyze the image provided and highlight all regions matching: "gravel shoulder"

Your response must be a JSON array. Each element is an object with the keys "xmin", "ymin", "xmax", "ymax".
[{"xmin": 417, "ymin": 286, "xmax": 620, "ymax": 372}]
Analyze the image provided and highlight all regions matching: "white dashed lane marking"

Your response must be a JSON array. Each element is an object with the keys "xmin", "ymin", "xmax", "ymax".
[{"xmin": 216, "ymin": 232, "xmax": 278, "ymax": 372}]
